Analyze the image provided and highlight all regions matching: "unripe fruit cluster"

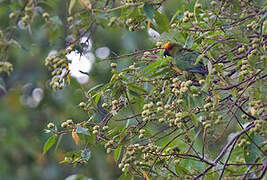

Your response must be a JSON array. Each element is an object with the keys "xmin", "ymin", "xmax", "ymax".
[
  {"xmin": 45, "ymin": 51, "xmax": 69, "ymax": 91},
  {"xmin": 0, "ymin": 61, "xmax": 13, "ymax": 76},
  {"xmin": 251, "ymin": 120, "xmax": 265, "ymax": 134},
  {"xmin": 21, "ymin": 4, "xmax": 35, "ymax": 27},
  {"xmin": 104, "ymin": 139, "xmax": 114, "ymax": 149},
  {"xmin": 179, "ymin": 80, "xmax": 192, "ymax": 96},
  {"xmin": 92, "ymin": 125, "xmax": 99, "ymax": 134},
  {"xmin": 237, "ymin": 138, "xmax": 250, "ymax": 148},
  {"xmin": 142, "ymin": 102, "xmax": 154, "ymax": 122},
  {"xmin": 108, "ymin": 17, "xmax": 117, "ymax": 27},
  {"xmin": 125, "ymin": 17, "xmax": 144, "ymax": 31},
  {"xmin": 183, "ymin": 11, "xmax": 194, "ymax": 23},
  {"xmin": 61, "ymin": 119, "xmax": 74, "ymax": 128},
  {"xmin": 138, "ymin": 129, "xmax": 145, "ymax": 139},
  {"xmin": 249, "ymin": 100, "xmax": 264, "ymax": 116},
  {"xmin": 239, "ymin": 59, "xmax": 252, "ymax": 76},
  {"xmin": 79, "ymin": 101, "xmax": 88, "ymax": 111}
]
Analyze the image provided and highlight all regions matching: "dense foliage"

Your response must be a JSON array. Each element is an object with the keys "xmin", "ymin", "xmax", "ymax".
[{"xmin": 1, "ymin": 0, "xmax": 266, "ymax": 179}]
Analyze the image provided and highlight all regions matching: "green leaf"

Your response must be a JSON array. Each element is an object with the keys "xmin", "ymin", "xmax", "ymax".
[
  {"xmin": 190, "ymin": 113, "xmax": 199, "ymax": 126},
  {"xmin": 87, "ymin": 83, "xmax": 103, "ymax": 94},
  {"xmin": 175, "ymin": 164, "xmax": 189, "ymax": 176},
  {"xmin": 81, "ymin": 148, "xmax": 91, "ymax": 161},
  {"xmin": 95, "ymin": 93, "xmax": 101, "ymax": 104},
  {"xmin": 170, "ymin": 10, "xmax": 182, "ymax": 24},
  {"xmin": 143, "ymin": 3, "xmax": 154, "ymax": 20},
  {"xmin": 185, "ymin": 35, "xmax": 194, "ymax": 48},
  {"xmin": 64, "ymin": 174, "xmax": 89, "ymax": 180},
  {"xmin": 118, "ymin": 173, "xmax": 133, "ymax": 180},
  {"xmin": 244, "ymin": 135, "xmax": 262, "ymax": 163},
  {"xmin": 50, "ymin": 16, "xmax": 63, "ymax": 26},
  {"xmin": 144, "ymin": 58, "xmax": 161, "ymax": 71},
  {"xmin": 55, "ymin": 134, "xmax": 63, "ymax": 151},
  {"xmin": 195, "ymin": 54, "xmax": 204, "ymax": 65},
  {"xmin": 127, "ymin": 83, "xmax": 147, "ymax": 94},
  {"xmin": 68, "ymin": 0, "xmax": 77, "ymax": 15},
  {"xmin": 154, "ymin": 11, "xmax": 169, "ymax": 33},
  {"xmin": 37, "ymin": 1, "xmax": 53, "ymax": 12},
  {"xmin": 43, "ymin": 135, "xmax": 57, "ymax": 155},
  {"xmin": 76, "ymin": 125, "xmax": 90, "ymax": 136},
  {"xmin": 113, "ymin": 146, "xmax": 122, "ymax": 162},
  {"xmin": 0, "ymin": 78, "xmax": 7, "ymax": 94}
]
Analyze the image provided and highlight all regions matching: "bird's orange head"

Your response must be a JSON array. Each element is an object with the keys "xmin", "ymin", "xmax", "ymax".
[{"xmin": 163, "ymin": 41, "xmax": 172, "ymax": 56}]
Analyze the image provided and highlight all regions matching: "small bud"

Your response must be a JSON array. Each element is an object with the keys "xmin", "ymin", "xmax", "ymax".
[
  {"xmin": 93, "ymin": 125, "xmax": 99, "ymax": 130},
  {"xmin": 157, "ymin": 107, "xmax": 163, "ymax": 112},
  {"xmin": 156, "ymin": 41, "xmax": 162, "ymax": 47},
  {"xmin": 42, "ymin": 12, "xmax": 50, "ymax": 19},
  {"xmin": 66, "ymin": 119, "xmax": 73, "ymax": 125},
  {"xmin": 144, "ymin": 51, "xmax": 151, "ymax": 56},
  {"xmin": 252, "ymin": 43, "xmax": 259, "ymax": 49},
  {"xmin": 177, "ymin": 99, "xmax": 183, "ymax": 104},
  {"xmin": 171, "ymin": 23, "xmax": 177, "ymax": 28},
  {"xmin": 92, "ymin": 130, "xmax": 98, "ymax": 134},
  {"xmin": 139, "ymin": 129, "xmax": 145, "ymax": 134},
  {"xmin": 67, "ymin": 16, "xmax": 73, "ymax": 22},
  {"xmin": 106, "ymin": 148, "xmax": 112, "ymax": 154},
  {"xmin": 129, "ymin": 25, "xmax": 134, "ymax": 31},
  {"xmin": 126, "ymin": 18, "xmax": 133, "ymax": 25},
  {"xmin": 102, "ymin": 103, "xmax": 108, "ymax": 108},
  {"xmin": 138, "ymin": 134, "xmax": 144, "ymax": 138},
  {"xmin": 195, "ymin": 3, "xmax": 202, "ymax": 9},
  {"xmin": 110, "ymin": 63, "xmax": 117, "ymax": 68},
  {"xmin": 156, "ymin": 101, "xmax": 163, "ymax": 106},
  {"xmin": 61, "ymin": 122, "xmax": 68, "ymax": 128},
  {"xmin": 183, "ymin": 17, "xmax": 189, "ymax": 23},
  {"xmin": 47, "ymin": 122, "xmax": 55, "ymax": 129},
  {"xmin": 103, "ymin": 125, "xmax": 109, "ymax": 130},
  {"xmin": 159, "ymin": 118, "xmax": 164, "ymax": 123},
  {"xmin": 147, "ymin": 102, "xmax": 153, "ymax": 108},
  {"xmin": 9, "ymin": 12, "xmax": 16, "ymax": 19},
  {"xmin": 185, "ymin": 80, "xmax": 192, "ymax": 86},
  {"xmin": 189, "ymin": 13, "xmax": 194, "ymax": 18},
  {"xmin": 210, "ymin": 1, "xmax": 217, "ymax": 6},
  {"xmin": 79, "ymin": 102, "xmax": 86, "ymax": 108},
  {"xmin": 112, "ymin": 100, "xmax": 118, "ymax": 105},
  {"xmin": 118, "ymin": 163, "xmax": 124, "ymax": 168},
  {"xmin": 199, "ymin": 79, "xmax": 205, "ymax": 85},
  {"xmin": 238, "ymin": 47, "xmax": 245, "ymax": 53}
]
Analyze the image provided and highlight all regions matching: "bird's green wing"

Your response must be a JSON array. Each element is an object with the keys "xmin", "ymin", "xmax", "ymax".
[{"xmin": 173, "ymin": 49, "xmax": 208, "ymax": 75}]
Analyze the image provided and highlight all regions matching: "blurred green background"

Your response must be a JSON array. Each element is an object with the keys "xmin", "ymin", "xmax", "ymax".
[{"xmin": 0, "ymin": 0, "xmax": 211, "ymax": 179}]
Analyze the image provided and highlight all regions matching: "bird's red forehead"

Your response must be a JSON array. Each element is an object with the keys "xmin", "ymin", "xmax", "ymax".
[{"xmin": 164, "ymin": 42, "xmax": 171, "ymax": 50}]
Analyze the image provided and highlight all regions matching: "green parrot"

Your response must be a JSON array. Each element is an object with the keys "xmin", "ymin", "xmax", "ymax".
[
  {"xmin": 163, "ymin": 42, "xmax": 241, "ymax": 155},
  {"xmin": 163, "ymin": 42, "xmax": 208, "ymax": 75}
]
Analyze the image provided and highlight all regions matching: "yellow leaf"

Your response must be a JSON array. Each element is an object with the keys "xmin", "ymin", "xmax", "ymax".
[
  {"xmin": 68, "ymin": 0, "xmax": 77, "ymax": 15},
  {"xmin": 67, "ymin": 73, "xmax": 71, "ymax": 85},
  {"xmin": 72, "ymin": 130, "xmax": 80, "ymax": 144},
  {"xmin": 216, "ymin": 94, "xmax": 221, "ymax": 101},
  {"xmin": 147, "ymin": 20, "xmax": 151, "ymax": 29},
  {"xmin": 142, "ymin": 171, "xmax": 149, "ymax": 180},
  {"xmin": 251, "ymin": 107, "xmax": 256, "ymax": 116},
  {"xmin": 79, "ymin": 0, "xmax": 92, "ymax": 10}
]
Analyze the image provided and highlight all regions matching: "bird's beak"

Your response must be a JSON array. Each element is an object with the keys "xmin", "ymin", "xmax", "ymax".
[{"xmin": 164, "ymin": 49, "xmax": 170, "ymax": 57}]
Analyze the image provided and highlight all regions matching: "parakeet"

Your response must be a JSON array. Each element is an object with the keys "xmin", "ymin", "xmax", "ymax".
[{"xmin": 163, "ymin": 42, "xmax": 208, "ymax": 75}]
